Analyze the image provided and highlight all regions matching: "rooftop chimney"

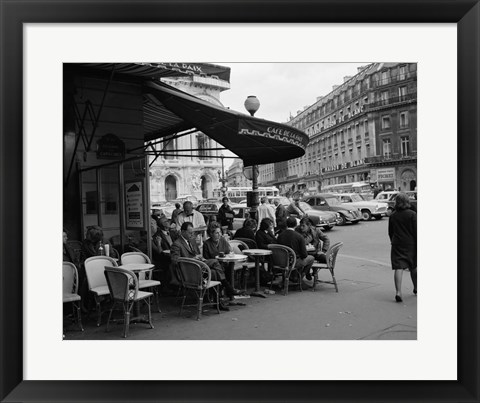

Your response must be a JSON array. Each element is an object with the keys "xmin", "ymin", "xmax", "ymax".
[
  {"xmin": 332, "ymin": 85, "xmax": 340, "ymax": 91},
  {"xmin": 344, "ymin": 76, "xmax": 352, "ymax": 83}
]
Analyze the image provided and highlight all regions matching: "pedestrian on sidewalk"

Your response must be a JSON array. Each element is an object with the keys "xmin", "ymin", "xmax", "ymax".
[{"xmin": 388, "ymin": 192, "xmax": 417, "ymax": 302}]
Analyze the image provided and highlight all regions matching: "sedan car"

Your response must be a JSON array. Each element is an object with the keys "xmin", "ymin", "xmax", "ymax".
[
  {"xmin": 286, "ymin": 201, "xmax": 339, "ymax": 231},
  {"xmin": 375, "ymin": 191, "xmax": 417, "ymax": 215},
  {"xmin": 299, "ymin": 202, "xmax": 339, "ymax": 230},
  {"xmin": 333, "ymin": 193, "xmax": 389, "ymax": 221},
  {"xmin": 302, "ymin": 193, "xmax": 362, "ymax": 225}
]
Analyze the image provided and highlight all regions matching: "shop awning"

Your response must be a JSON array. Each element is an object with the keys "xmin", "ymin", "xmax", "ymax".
[{"xmin": 144, "ymin": 81, "xmax": 309, "ymax": 167}]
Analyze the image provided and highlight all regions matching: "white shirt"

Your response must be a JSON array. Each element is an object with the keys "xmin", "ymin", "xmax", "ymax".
[{"xmin": 257, "ymin": 202, "xmax": 276, "ymax": 228}]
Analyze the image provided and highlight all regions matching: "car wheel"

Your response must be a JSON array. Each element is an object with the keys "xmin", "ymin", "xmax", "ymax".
[
  {"xmin": 374, "ymin": 215, "xmax": 383, "ymax": 220},
  {"xmin": 361, "ymin": 210, "xmax": 372, "ymax": 221},
  {"xmin": 337, "ymin": 215, "xmax": 346, "ymax": 226}
]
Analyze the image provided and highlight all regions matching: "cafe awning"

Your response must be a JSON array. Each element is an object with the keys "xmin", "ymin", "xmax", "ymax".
[{"xmin": 144, "ymin": 81, "xmax": 309, "ymax": 167}]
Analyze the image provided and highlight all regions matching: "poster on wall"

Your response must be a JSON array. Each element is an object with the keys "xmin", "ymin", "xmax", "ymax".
[{"xmin": 125, "ymin": 180, "xmax": 145, "ymax": 230}]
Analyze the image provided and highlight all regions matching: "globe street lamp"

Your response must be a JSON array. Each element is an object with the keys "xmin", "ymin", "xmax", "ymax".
[{"xmin": 244, "ymin": 96, "xmax": 260, "ymax": 220}]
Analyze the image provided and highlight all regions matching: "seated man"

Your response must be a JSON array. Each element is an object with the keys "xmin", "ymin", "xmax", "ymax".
[
  {"xmin": 152, "ymin": 216, "xmax": 178, "ymax": 289},
  {"xmin": 170, "ymin": 222, "xmax": 241, "ymax": 311},
  {"xmin": 295, "ymin": 217, "xmax": 330, "ymax": 280},
  {"xmin": 277, "ymin": 217, "xmax": 314, "ymax": 282}
]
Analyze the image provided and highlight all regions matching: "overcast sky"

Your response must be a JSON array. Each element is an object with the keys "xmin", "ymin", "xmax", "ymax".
[{"xmin": 216, "ymin": 62, "xmax": 368, "ymax": 168}]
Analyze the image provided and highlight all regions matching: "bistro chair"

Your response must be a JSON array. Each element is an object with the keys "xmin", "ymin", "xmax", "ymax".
[
  {"xmin": 84, "ymin": 256, "xmax": 118, "ymax": 326},
  {"xmin": 120, "ymin": 252, "xmax": 161, "ymax": 312},
  {"xmin": 62, "ymin": 262, "xmax": 84, "ymax": 332},
  {"xmin": 311, "ymin": 242, "xmax": 343, "ymax": 292},
  {"xmin": 267, "ymin": 244, "xmax": 300, "ymax": 296},
  {"xmin": 175, "ymin": 257, "xmax": 221, "ymax": 321},
  {"xmin": 228, "ymin": 239, "xmax": 256, "ymax": 292},
  {"xmin": 104, "ymin": 266, "xmax": 154, "ymax": 338},
  {"xmin": 234, "ymin": 237, "xmax": 257, "ymax": 249}
]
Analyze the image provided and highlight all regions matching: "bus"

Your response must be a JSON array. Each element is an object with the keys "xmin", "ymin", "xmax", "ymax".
[
  {"xmin": 212, "ymin": 186, "xmax": 279, "ymax": 203},
  {"xmin": 322, "ymin": 182, "xmax": 373, "ymax": 198}
]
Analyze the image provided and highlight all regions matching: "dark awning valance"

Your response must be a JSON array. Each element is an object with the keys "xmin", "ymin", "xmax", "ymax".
[{"xmin": 144, "ymin": 81, "xmax": 309, "ymax": 167}]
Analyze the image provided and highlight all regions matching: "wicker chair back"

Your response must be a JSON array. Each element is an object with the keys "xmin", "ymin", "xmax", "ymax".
[
  {"xmin": 84, "ymin": 256, "xmax": 118, "ymax": 291},
  {"xmin": 176, "ymin": 258, "xmax": 211, "ymax": 289},
  {"xmin": 62, "ymin": 262, "xmax": 78, "ymax": 295},
  {"xmin": 104, "ymin": 266, "xmax": 137, "ymax": 302}
]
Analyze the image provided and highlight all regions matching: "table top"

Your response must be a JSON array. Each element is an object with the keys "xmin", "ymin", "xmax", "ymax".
[
  {"xmin": 215, "ymin": 253, "xmax": 248, "ymax": 262},
  {"xmin": 242, "ymin": 249, "xmax": 272, "ymax": 256},
  {"xmin": 118, "ymin": 263, "xmax": 154, "ymax": 272}
]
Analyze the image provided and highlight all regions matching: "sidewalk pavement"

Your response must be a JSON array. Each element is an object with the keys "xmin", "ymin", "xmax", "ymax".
[{"xmin": 64, "ymin": 252, "xmax": 417, "ymax": 341}]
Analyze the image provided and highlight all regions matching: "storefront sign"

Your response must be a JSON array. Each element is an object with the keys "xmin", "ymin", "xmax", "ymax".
[
  {"xmin": 238, "ymin": 120, "xmax": 308, "ymax": 150},
  {"xmin": 125, "ymin": 180, "xmax": 145, "ymax": 230},
  {"xmin": 97, "ymin": 133, "xmax": 125, "ymax": 160},
  {"xmin": 377, "ymin": 168, "xmax": 395, "ymax": 182}
]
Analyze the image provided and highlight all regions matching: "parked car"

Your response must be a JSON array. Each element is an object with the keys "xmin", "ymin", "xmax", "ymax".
[
  {"xmin": 375, "ymin": 191, "xmax": 417, "ymax": 215},
  {"xmin": 286, "ymin": 201, "xmax": 339, "ymax": 231},
  {"xmin": 333, "ymin": 193, "xmax": 389, "ymax": 221},
  {"xmin": 302, "ymin": 193, "xmax": 362, "ymax": 225},
  {"xmin": 196, "ymin": 202, "xmax": 250, "ymax": 231}
]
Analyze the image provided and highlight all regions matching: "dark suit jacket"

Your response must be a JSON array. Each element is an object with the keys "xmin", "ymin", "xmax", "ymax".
[
  {"xmin": 275, "ymin": 204, "xmax": 287, "ymax": 221},
  {"xmin": 170, "ymin": 236, "xmax": 201, "ymax": 263},
  {"xmin": 277, "ymin": 228, "xmax": 308, "ymax": 259}
]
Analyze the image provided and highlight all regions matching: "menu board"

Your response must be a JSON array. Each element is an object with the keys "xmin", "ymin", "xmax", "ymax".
[{"xmin": 125, "ymin": 180, "xmax": 145, "ymax": 230}]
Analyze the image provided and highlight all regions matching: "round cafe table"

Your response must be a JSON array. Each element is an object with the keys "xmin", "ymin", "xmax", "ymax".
[
  {"xmin": 216, "ymin": 253, "xmax": 248, "ymax": 306},
  {"xmin": 242, "ymin": 249, "xmax": 272, "ymax": 298}
]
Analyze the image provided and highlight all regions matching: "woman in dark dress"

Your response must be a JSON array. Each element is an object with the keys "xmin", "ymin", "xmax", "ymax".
[
  {"xmin": 233, "ymin": 218, "xmax": 256, "ymax": 241},
  {"xmin": 255, "ymin": 218, "xmax": 277, "ymax": 249},
  {"xmin": 388, "ymin": 193, "xmax": 417, "ymax": 302}
]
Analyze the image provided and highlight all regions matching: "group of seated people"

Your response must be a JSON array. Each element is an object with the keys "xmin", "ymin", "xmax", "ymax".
[
  {"xmin": 233, "ymin": 215, "xmax": 330, "ymax": 282},
  {"xmin": 63, "ymin": 198, "xmax": 332, "ymax": 315}
]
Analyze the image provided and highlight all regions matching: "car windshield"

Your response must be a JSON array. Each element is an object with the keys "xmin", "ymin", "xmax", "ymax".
[
  {"xmin": 325, "ymin": 197, "xmax": 340, "ymax": 206},
  {"xmin": 299, "ymin": 202, "xmax": 312, "ymax": 211},
  {"xmin": 350, "ymin": 194, "xmax": 364, "ymax": 202}
]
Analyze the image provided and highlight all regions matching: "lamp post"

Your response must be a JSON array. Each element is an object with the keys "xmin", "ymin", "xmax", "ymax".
[
  {"xmin": 244, "ymin": 95, "xmax": 260, "ymax": 220},
  {"xmin": 217, "ymin": 153, "xmax": 227, "ymax": 197}
]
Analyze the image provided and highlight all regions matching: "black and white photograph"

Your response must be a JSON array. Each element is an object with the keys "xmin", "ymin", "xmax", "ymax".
[
  {"xmin": 62, "ymin": 62, "xmax": 418, "ymax": 340},
  {"xmin": 2, "ymin": 6, "xmax": 478, "ymax": 401}
]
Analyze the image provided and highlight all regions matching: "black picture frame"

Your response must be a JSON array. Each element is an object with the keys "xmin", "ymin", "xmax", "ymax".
[{"xmin": 1, "ymin": 1, "xmax": 478, "ymax": 402}]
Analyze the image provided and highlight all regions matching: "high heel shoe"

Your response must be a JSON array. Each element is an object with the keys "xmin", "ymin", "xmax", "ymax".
[{"xmin": 395, "ymin": 295, "xmax": 403, "ymax": 303}]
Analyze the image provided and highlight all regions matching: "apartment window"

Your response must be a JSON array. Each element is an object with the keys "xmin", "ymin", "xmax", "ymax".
[
  {"xmin": 381, "ymin": 71, "xmax": 389, "ymax": 84},
  {"xmin": 383, "ymin": 138, "xmax": 392, "ymax": 158},
  {"xmin": 399, "ymin": 65, "xmax": 407, "ymax": 80},
  {"xmin": 399, "ymin": 86, "xmax": 407, "ymax": 101},
  {"xmin": 381, "ymin": 115, "xmax": 391, "ymax": 130},
  {"xmin": 399, "ymin": 111, "xmax": 409, "ymax": 128},
  {"xmin": 380, "ymin": 90, "xmax": 389, "ymax": 104},
  {"xmin": 364, "ymin": 119, "xmax": 369, "ymax": 134},
  {"xmin": 401, "ymin": 136, "xmax": 410, "ymax": 156}
]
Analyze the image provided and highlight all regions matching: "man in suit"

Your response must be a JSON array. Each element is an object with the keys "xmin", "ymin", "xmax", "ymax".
[
  {"xmin": 277, "ymin": 217, "xmax": 314, "ymax": 282},
  {"xmin": 152, "ymin": 216, "xmax": 178, "ymax": 289},
  {"xmin": 170, "ymin": 222, "xmax": 240, "ymax": 310}
]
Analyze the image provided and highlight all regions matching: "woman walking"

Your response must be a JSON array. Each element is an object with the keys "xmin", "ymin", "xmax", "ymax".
[{"xmin": 388, "ymin": 193, "xmax": 417, "ymax": 302}]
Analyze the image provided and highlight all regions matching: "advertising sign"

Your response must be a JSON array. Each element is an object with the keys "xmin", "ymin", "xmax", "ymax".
[
  {"xmin": 125, "ymin": 180, "xmax": 145, "ymax": 230},
  {"xmin": 377, "ymin": 168, "xmax": 395, "ymax": 182}
]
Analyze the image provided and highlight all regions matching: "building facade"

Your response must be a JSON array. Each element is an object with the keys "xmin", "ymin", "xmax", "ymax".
[
  {"xmin": 226, "ymin": 159, "xmax": 252, "ymax": 187},
  {"xmin": 149, "ymin": 72, "xmax": 231, "ymax": 202},
  {"xmin": 260, "ymin": 63, "xmax": 417, "ymax": 196}
]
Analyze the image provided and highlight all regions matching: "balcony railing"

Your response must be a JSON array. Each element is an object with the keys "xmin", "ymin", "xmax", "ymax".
[
  {"xmin": 366, "ymin": 93, "xmax": 417, "ymax": 109},
  {"xmin": 365, "ymin": 152, "xmax": 417, "ymax": 164}
]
